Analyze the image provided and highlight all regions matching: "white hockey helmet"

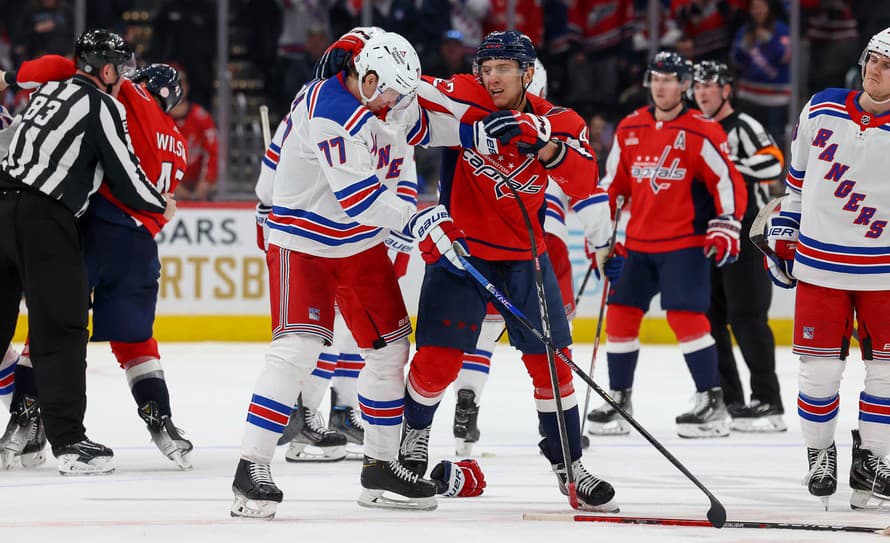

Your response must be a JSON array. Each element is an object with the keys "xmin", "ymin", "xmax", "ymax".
[
  {"xmin": 526, "ymin": 58, "xmax": 548, "ymax": 98},
  {"xmin": 859, "ymin": 27, "xmax": 890, "ymax": 79},
  {"xmin": 353, "ymin": 31, "xmax": 421, "ymax": 104}
]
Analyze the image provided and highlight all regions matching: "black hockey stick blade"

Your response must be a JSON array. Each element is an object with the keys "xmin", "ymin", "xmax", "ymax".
[
  {"xmin": 748, "ymin": 196, "xmax": 793, "ymax": 283},
  {"xmin": 523, "ymin": 512, "xmax": 889, "ymax": 534},
  {"xmin": 707, "ymin": 496, "xmax": 726, "ymax": 528}
]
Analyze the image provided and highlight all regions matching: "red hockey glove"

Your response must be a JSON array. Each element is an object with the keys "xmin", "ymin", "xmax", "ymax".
[
  {"xmin": 479, "ymin": 110, "xmax": 552, "ymax": 155},
  {"xmin": 430, "ymin": 459, "xmax": 486, "ymax": 497},
  {"xmin": 313, "ymin": 27, "xmax": 382, "ymax": 80},
  {"xmin": 385, "ymin": 231, "xmax": 414, "ymax": 279},
  {"xmin": 703, "ymin": 215, "xmax": 741, "ymax": 267},
  {"xmin": 256, "ymin": 203, "xmax": 271, "ymax": 252},
  {"xmin": 404, "ymin": 205, "xmax": 468, "ymax": 276}
]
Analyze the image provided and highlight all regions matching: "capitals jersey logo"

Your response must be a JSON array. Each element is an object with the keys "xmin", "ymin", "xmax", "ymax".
[
  {"xmin": 463, "ymin": 149, "xmax": 543, "ymax": 199},
  {"xmin": 631, "ymin": 145, "xmax": 687, "ymax": 194}
]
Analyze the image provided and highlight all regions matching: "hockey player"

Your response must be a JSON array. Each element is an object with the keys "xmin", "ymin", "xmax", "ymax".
[
  {"xmin": 235, "ymin": 31, "xmax": 472, "ymax": 519},
  {"xmin": 395, "ymin": 31, "xmax": 617, "ymax": 511},
  {"xmin": 0, "ymin": 56, "xmax": 194, "ymax": 469},
  {"xmin": 691, "ymin": 60, "xmax": 786, "ymax": 433},
  {"xmin": 450, "ymin": 60, "xmax": 621, "ymax": 455},
  {"xmin": 767, "ymin": 27, "xmax": 890, "ymax": 510},
  {"xmin": 589, "ymin": 51, "xmax": 747, "ymax": 439}
]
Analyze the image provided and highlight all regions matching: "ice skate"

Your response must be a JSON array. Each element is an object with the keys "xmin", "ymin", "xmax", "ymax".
[
  {"xmin": 329, "ymin": 393, "xmax": 364, "ymax": 459},
  {"xmin": 55, "ymin": 439, "xmax": 114, "ymax": 476},
  {"xmin": 453, "ymin": 389, "xmax": 480, "ymax": 456},
  {"xmin": 539, "ymin": 439, "xmax": 619, "ymax": 512},
  {"xmin": 398, "ymin": 424, "xmax": 430, "ymax": 476},
  {"xmin": 138, "ymin": 401, "xmax": 193, "ymax": 470},
  {"xmin": 849, "ymin": 430, "xmax": 890, "ymax": 510},
  {"xmin": 358, "ymin": 456, "xmax": 437, "ymax": 511},
  {"xmin": 282, "ymin": 405, "xmax": 347, "ymax": 462},
  {"xmin": 676, "ymin": 387, "xmax": 731, "ymax": 438},
  {"xmin": 802, "ymin": 442, "xmax": 837, "ymax": 510},
  {"xmin": 586, "ymin": 389, "xmax": 632, "ymax": 436},
  {"xmin": 231, "ymin": 458, "xmax": 283, "ymax": 519},
  {"xmin": 729, "ymin": 400, "xmax": 787, "ymax": 433},
  {"xmin": 0, "ymin": 394, "xmax": 46, "ymax": 469}
]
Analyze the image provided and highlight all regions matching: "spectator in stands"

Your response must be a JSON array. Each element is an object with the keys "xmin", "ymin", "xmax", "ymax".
[
  {"xmin": 731, "ymin": 0, "xmax": 791, "ymax": 143},
  {"xmin": 424, "ymin": 29, "xmax": 474, "ymax": 79},
  {"xmin": 588, "ymin": 113, "xmax": 612, "ymax": 172},
  {"xmin": 674, "ymin": 0, "xmax": 746, "ymax": 61},
  {"xmin": 418, "ymin": 0, "xmax": 489, "ymax": 55},
  {"xmin": 150, "ymin": 0, "xmax": 215, "ymax": 110},
  {"xmin": 484, "ymin": 0, "xmax": 544, "ymax": 48},
  {"xmin": 11, "ymin": 0, "xmax": 75, "ymax": 64},
  {"xmin": 805, "ymin": 0, "xmax": 859, "ymax": 93},
  {"xmin": 168, "ymin": 65, "xmax": 219, "ymax": 201}
]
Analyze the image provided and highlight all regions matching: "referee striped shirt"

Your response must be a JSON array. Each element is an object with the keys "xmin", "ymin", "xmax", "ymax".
[
  {"xmin": 719, "ymin": 111, "xmax": 784, "ymax": 216},
  {"xmin": 0, "ymin": 74, "xmax": 166, "ymax": 217}
]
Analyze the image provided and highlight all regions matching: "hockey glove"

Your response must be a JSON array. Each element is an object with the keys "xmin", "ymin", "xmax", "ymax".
[
  {"xmin": 430, "ymin": 459, "xmax": 486, "ymax": 497},
  {"xmin": 313, "ymin": 27, "xmax": 381, "ymax": 80},
  {"xmin": 385, "ymin": 231, "xmax": 414, "ymax": 279},
  {"xmin": 764, "ymin": 212, "xmax": 799, "ymax": 289},
  {"xmin": 472, "ymin": 118, "xmax": 503, "ymax": 155},
  {"xmin": 587, "ymin": 240, "xmax": 627, "ymax": 282},
  {"xmin": 703, "ymin": 215, "xmax": 741, "ymax": 267},
  {"xmin": 480, "ymin": 110, "xmax": 552, "ymax": 155},
  {"xmin": 404, "ymin": 205, "xmax": 468, "ymax": 276},
  {"xmin": 256, "ymin": 203, "xmax": 271, "ymax": 252}
]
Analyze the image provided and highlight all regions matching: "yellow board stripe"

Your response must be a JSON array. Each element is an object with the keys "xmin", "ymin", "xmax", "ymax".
[{"xmin": 13, "ymin": 315, "xmax": 797, "ymax": 345}]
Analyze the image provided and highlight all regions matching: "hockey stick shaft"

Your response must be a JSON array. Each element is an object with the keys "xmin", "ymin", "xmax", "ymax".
[
  {"xmin": 579, "ymin": 194, "xmax": 625, "ymax": 435},
  {"xmin": 259, "ymin": 105, "xmax": 272, "ymax": 149},
  {"xmin": 523, "ymin": 513, "xmax": 887, "ymax": 534},
  {"xmin": 505, "ymin": 183, "xmax": 578, "ymax": 507},
  {"xmin": 455, "ymin": 248, "xmax": 726, "ymax": 528}
]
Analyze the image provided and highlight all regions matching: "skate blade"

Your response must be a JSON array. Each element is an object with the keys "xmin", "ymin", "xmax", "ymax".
[
  {"xmin": 231, "ymin": 494, "xmax": 278, "ymax": 519},
  {"xmin": 676, "ymin": 420, "xmax": 730, "ymax": 439},
  {"xmin": 345, "ymin": 443, "xmax": 364, "ymax": 460},
  {"xmin": 169, "ymin": 449, "xmax": 193, "ymax": 471},
  {"xmin": 730, "ymin": 415, "xmax": 787, "ymax": 433},
  {"xmin": 586, "ymin": 420, "xmax": 631, "ymax": 436},
  {"xmin": 58, "ymin": 454, "xmax": 115, "ymax": 476},
  {"xmin": 574, "ymin": 497, "xmax": 620, "ymax": 514},
  {"xmin": 357, "ymin": 488, "xmax": 437, "ymax": 511},
  {"xmin": 285, "ymin": 444, "xmax": 346, "ymax": 462},
  {"xmin": 455, "ymin": 438, "xmax": 475, "ymax": 457},
  {"xmin": 851, "ymin": 489, "xmax": 890, "ymax": 511},
  {"xmin": 18, "ymin": 449, "xmax": 47, "ymax": 469}
]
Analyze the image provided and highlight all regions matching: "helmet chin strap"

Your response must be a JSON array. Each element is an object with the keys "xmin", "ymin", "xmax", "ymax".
[{"xmin": 864, "ymin": 90, "xmax": 890, "ymax": 105}]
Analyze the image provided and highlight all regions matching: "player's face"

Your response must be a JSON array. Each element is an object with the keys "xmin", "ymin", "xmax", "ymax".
[
  {"xmin": 863, "ymin": 52, "xmax": 890, "ymax": 101},
  {"xmin": 479, "ymin": 59, "xmax": 528, "ymax": 109},
  {"xmin": 649, "ymin": 72, "xmax": 686, "ymax": 110},
  {"xmin": 693, "ymin": 81, "xmax": 728, "ymax": 117},
  {"xmin": 366, "ymin": 87, "xmax": 409, "ymax": 113}
]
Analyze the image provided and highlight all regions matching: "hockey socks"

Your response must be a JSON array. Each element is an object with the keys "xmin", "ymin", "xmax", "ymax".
[
  {"xmin": 606, "ymin": 349, "xmax": 638, "ymax": 391},
  {"xmin": 681, "ymin": 340, "xmax": 721, "ymax": 392},
  {"xmin": 537, "ymin": 406, "xmax": 583, "ymax": 464}
]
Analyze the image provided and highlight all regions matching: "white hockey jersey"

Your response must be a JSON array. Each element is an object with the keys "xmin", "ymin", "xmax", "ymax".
[
  {"xmin": 785, "ymin": 88, "xmax": 890, "ymax": 291},
  {"xmin": 255, "ymin": 75, "xmax": 417, "ymax": 258}
]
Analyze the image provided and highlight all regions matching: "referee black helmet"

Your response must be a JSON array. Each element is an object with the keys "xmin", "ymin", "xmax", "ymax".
[{"xmin": 75, "ymin": 29, "xmax": 134, "ymax": 76}]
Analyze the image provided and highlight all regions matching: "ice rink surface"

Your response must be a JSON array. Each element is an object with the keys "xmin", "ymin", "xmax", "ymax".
[{"xmin": 2, "ymin": 342, "xmax": 888, "ymax": 542}]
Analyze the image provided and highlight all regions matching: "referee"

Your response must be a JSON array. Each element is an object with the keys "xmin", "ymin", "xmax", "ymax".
[
  {"xmin": 0, "ymin": 29, "xmax": 174, "ymax": 475},
  {"xmin": 691, "ymin": 60, "xmax": 786, "ymax": 432}
]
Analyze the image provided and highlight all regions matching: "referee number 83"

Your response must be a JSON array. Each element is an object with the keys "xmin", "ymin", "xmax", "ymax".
[{"xmin": 23, "ymin": 96, "xmax": 62, "ymax": 126}]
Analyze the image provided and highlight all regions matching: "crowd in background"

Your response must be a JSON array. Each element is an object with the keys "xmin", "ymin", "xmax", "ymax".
[{"xmin": 2, "ymin": 0, "xmax": 890, "ymax": 196}]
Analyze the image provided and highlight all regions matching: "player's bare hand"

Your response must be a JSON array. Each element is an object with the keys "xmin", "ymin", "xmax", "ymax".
[{"xmin": 163, "ymin": 193, "xmax": 177, "ymax": 221}]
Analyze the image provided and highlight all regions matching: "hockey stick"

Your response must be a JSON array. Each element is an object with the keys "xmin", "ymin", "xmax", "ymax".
[
  {"xmin": 522, "ymin": 512, "xmax": 890, "ymax": 534},
  {"xmin": 749, "ymin": 195, "xmax": 794, "ymax": 283},
  {"xmin": 579, "ymin": 195, "xmax": 625, "ymax": 436},
  {"xmin": 259, "ymin": 105, "xmax": 272, "ymax": 149},
  {"xmin": 504, "ymin": 182, "xmax": 579, "ymax": 509},
  {"xmin": 454, "ymin": 246, "xmax": 726, "ymax": 528}
]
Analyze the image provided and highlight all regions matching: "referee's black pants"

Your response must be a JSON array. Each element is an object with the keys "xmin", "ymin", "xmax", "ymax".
[
  {"xmin": 707, "ymin": 212, "xmax": 783, "ymax": 409},
  {"xmin": 0, "ymin": 188, "xmax": 90, "ymax": 451}
]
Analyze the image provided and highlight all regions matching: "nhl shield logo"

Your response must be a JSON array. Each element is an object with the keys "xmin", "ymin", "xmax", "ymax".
[{"xmin": 862, "ymin": 114, "xmax": 871, "ymax": 126}]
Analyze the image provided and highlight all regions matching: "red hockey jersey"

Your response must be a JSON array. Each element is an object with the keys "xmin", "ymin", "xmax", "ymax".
[
  {"xmin": 15, "ymin": 55, "xmax": 187, "ymax": 235},
  {"xmin": 601, "ymin": 105, "xmax": 746, "ymax": 253},
  {"xmin": 172, "ymin": 103, "xmax": 218, "ymax": 191},
  {"xmin": 415, "ymin": 73, "xmax": 600, "ymax": 260}
]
